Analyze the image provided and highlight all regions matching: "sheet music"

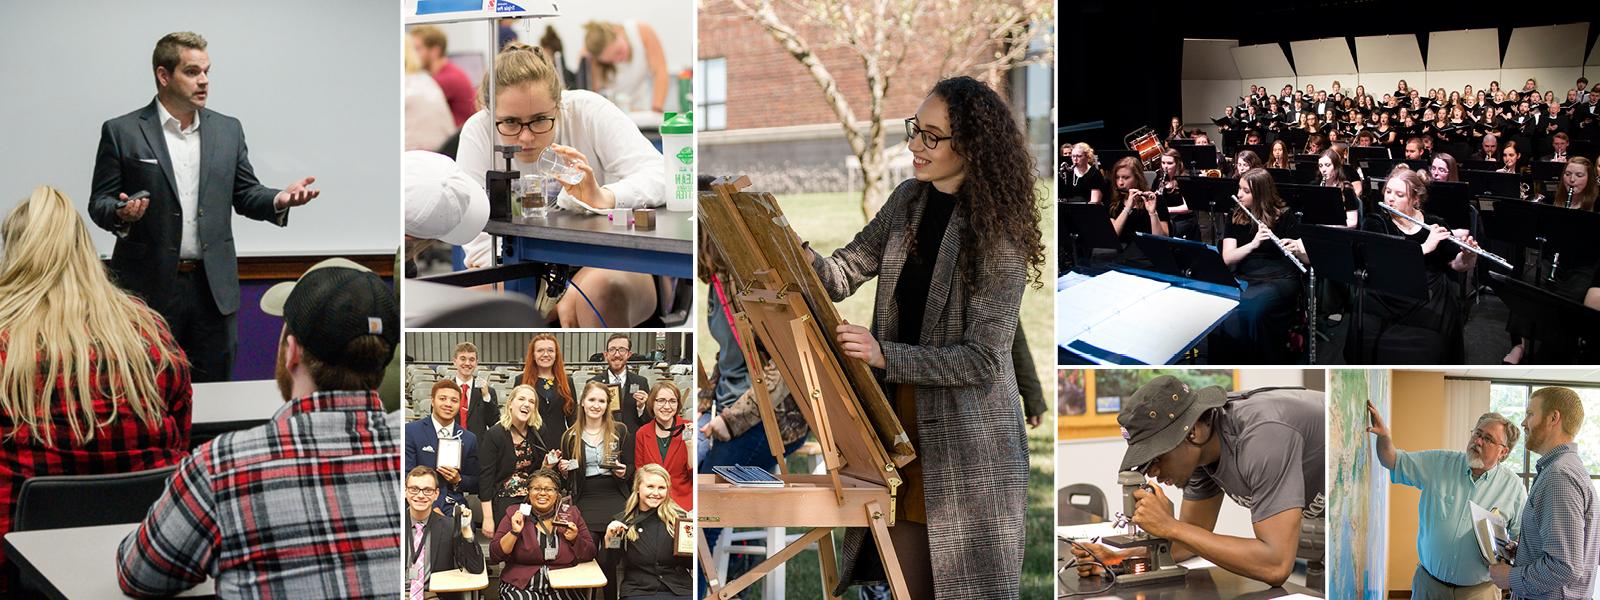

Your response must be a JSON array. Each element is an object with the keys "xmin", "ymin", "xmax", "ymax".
[
  {"xmin": 1077, "ymin": 287, "xmax": 1237, "ymax": 365},
  {"xmin": 1059, "ymin": 270, "xmax": 1238, "ymax": 364},
  {"xmin": 1056, "ymin": 271, "xmax": 1171, "ymax": 344}
]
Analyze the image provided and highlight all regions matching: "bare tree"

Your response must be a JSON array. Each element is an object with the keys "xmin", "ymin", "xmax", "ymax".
[{"xmin": 722, "ymin": 0, "xmax": 1053, "ymax": 217}]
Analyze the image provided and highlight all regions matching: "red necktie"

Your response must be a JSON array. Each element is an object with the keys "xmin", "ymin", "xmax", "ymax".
[{"xmin": 459, "ymin": 384, "xmax": 470, "ymax": 429}]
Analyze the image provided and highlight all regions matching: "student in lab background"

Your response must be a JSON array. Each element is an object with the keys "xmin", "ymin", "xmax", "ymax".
[{"xmin": 456, "ymin": 43, "xmax": 665, "ymax": 327}]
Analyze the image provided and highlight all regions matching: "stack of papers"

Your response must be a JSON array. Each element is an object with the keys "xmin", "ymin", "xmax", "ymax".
[
  {"xmin": 712, "ymin": 465, "xmax": 784, "ymax": 488},
  {"xmin": 1472, "ymin": 501, "xmax": 1512, "ymax": 564},
  {"xmin": 1057, "ymin": 271, "xmax": 1239, "ymax": 364}
]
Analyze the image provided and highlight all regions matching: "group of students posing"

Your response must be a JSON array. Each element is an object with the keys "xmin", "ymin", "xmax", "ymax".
[{"xmin": 404, "ymin": 335, "xmax": 691, "ymax": 600}]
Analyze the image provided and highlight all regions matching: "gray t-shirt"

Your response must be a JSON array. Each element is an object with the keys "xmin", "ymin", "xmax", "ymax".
[{"xmin": 1184, "ymin": 388, "xmax": 1326, "ymax": 523}]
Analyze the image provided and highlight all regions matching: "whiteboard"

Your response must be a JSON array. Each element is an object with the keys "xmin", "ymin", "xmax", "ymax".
[{"xmin": 0, "ymin": 0, "xmax": 400, "ymax": 257}]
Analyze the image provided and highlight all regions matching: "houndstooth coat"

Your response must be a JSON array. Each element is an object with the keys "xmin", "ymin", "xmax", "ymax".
[{"xmin": 810, "ymin": 179, "xmax": 1031, "ymax": 599}]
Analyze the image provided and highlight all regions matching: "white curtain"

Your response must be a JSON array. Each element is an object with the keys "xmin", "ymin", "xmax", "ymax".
[{"xmin": 1443, "ymin": 379, "xmax": 1492, "ymax": 450}]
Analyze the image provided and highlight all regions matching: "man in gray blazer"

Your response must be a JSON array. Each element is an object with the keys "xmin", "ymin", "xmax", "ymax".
[{"xmin": 89, "ymin": 31, "xmax": 319, "ymax": 382}]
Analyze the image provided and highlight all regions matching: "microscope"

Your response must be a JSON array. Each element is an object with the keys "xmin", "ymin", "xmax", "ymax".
[{"xmin": 1100, "ymin": 470, "xmax": 1188, "ymax": 584}]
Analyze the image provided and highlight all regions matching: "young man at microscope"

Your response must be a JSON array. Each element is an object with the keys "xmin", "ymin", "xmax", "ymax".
[{"xmin": 1072, "ymin": 375, "xmax": 1325, "ymax": 588}]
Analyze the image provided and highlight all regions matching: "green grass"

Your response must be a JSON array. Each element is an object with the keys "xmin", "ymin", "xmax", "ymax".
[{"xmin": 698, "ymin": 190, "xmax": 1056, "ymax": 598}]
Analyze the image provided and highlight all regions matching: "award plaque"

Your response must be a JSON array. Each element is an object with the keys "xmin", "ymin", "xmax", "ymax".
[
  {"xmin": 675, "ymin": 519, "xmax": 695, "ymax": 556},
  {"xmin": 607, "ymin": 384, "xmax": 623, "ymax": 412}
]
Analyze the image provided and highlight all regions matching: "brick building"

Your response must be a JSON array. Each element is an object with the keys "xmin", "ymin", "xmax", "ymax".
[{"xmin": 696, "ymin": 0, "xmax": 1054, "ymax": 193}]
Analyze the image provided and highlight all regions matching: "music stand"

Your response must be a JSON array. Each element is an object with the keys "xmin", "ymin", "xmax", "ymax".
[
  {"xmin": 1237, "ymin": 144, "xmax": 1269, "ymax": 162},
  {"xmin": 1425, "ymin": 181, "xmax": 1475, "ymax": 232},
  {"xmin": 1361, "ymin": 159, "xmax": 1428, "ymax": 178},
  {"xmin": 1278, "ymin": 130, "xmax": 1307, "ymax": 153},
  {"xmin": 1299, "ymin": 224, "xmax": 1429, "ymax": 364},
  {"xmin": 1133, "ymin": 233, "xmax": 1240, "ymax": 288},
  {"xmin": 1461, "ymin": 170, "xmax": 1520, "ymax": 199},
  {"xmin": 1294, "ymin": 162, "xmax": 1319, "ymax": 183},
  {"xmin": 1491, "ymin": 200, "xmax": 1600, "ymax": 278},
  {"xmin": 1264, "ymin": 168, "xmax": 1298, "ymax": 185},
  {"xmin": 1176, "ymin": 144, "xmax": 1217, "ymax": 172},
  {"xmin": 1174, "ymin": 175, "xmax": 1240, "ymax": 247},
  {"xmin": 1277, "ymin": 184, "xmax": 1348, "ymax": 226},
  {"xmin": 1096, "ymin": 149, "xmax": 1138, "ymax": 170},
  {"xmin": 1222, "ymin": 130, "xmax": 1247, "ymax": 156},
  {"xmin": 1486, "ymin": 271, "xmax": 1600, "ymax": 363},
  {"xmin": 1532, "ymin": 160, "xmax": 1567, "ymax": 185},
  {"xmin": 1349, "ymin": 146, "xmax": 1391, "ymax": 162},
  {"xmin": 1168, "ymin": 138, "xmax": 1196, "ymax": 147},
  {"xmin": 1461, "ymin": 159, "xmax": 1501, "ymax": 172},
  {"xmin": 1060, "ymin": 202, "xmax": 1121, "ymax": 262}
]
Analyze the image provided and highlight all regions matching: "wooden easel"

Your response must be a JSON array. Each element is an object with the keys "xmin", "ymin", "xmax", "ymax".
[{"xmin": 698, "ymin": 176, "xmax": 916, "ymax": 600}]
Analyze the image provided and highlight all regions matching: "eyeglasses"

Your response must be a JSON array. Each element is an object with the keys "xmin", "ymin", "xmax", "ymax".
[
  {"xmin": 1470, "ymin": 429, "xmax": 1508, "ymax": 449},
  {"xmin": 655, "ymin": 397, "xmax": 680, "ymax": 405},
  {"xmin": 406, "ymin": 486, "xmax": 439, "ymax": 497},
  {"xmin": 904, "ymin": 118, "xmax": 952, "ymax": 149},
  {"xmin": 530, "ymin": 486, "xmax": 560, "ymax": 494},
  {"xmin": 496, "ymin": 115, "xmax": 558, "ymax": 137},
  {"xmin": 606, "ymin": 346, "xmax": 630, "ymax": 354}
]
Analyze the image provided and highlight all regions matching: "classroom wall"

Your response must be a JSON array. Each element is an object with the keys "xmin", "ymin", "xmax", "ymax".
[
  {"xmin": 1387, "ymin": 370, "xmax": 1447, "ymax": 592},
  {"xmin": 0, "ymin": 0, "xmax": 399, "ymax": 257}
]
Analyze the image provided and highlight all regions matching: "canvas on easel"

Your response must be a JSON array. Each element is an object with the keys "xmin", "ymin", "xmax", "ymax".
[{"xmin": 697, "ymin": 176, "xmax": 917, "ymax": 600}]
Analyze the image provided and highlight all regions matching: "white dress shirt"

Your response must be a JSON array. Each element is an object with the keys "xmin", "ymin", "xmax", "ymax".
[
  {"xmin": 431, "ymin": 416, "xmax": 457, "ymax": 440},
  {"xmin": 155, "ymin": 99, "xmax": 202, "ymax": 259}
]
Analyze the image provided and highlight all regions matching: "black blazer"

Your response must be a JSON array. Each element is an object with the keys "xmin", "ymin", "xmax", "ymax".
[
  {"xmin": 588, "ymin": 369, "xmax": 652, "ymax": 434},
  {"xmin": 616, "ymin": 511, "xmax": 692, "ymax": 598},
  {"xmin": 448, "ymin": 377, "xmax": 499, "ymax": 442},
  {"xmin": 478, "ymin": 424, "xmax": 554, "ymax": 503},
  {"xmin": 406, "ymin": 511, "xmax": 485, "ymax": 586},
  {"xmin": 525, "ymin": 373, "xmax": 577, "ymax": 454},
  {"xmin": 559, "ymin": 422, "xmax": 635, "ymax": 503},
  {"xmin": 89, "ymin": 100, "xmax": 286, "ymax": 315}
]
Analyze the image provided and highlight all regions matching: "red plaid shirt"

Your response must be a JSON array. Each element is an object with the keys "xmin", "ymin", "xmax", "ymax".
[
  {"xmin": 0, "ymin": 324, "xmax": 192, "ymax": 593},
  {"xmin": 116, "ymin": 389, "xmax": 400, "ymax": 598}
]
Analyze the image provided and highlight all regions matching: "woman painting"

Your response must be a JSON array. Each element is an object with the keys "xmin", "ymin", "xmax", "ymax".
[{"xmin": 805, "ymin": 76, "xmax": 1041, "ymax": 598}]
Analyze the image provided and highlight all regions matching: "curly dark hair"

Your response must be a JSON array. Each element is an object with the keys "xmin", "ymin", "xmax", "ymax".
[{"xmin": 923, "ymin": 76, "xmax": 1046, "ymax": 292}]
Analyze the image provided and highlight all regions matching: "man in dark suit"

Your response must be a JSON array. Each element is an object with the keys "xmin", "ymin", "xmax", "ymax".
[
  {"xmin": 590, "ymin": 333, "xmax": 651, "ymax": 433},
  {"xmin": 405, "ymin": 466, "xmax": 484, "ymax": 600},
  {"xmin": 88, "ymin": 31, "xmax": 320, "ymax": 382},
  {"xmin": 404, "ymin": 380, "xmax": 479, "ymax": 516},
  {"xmin": 446, "ymin": 341, "xmax": 499, "ymax": 442}
]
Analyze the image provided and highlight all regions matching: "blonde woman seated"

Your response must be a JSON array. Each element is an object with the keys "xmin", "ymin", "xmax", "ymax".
[
  {"xmin": 490, "ymin": 468, "xmax": 596, "ymax": 600},
  {"xmin": 603, "ymin": 464, "xmax": 691, "ymax": 599},
  {"xmin": 0, "ymin": 186, "xmax": 191, "ymax": 590}
]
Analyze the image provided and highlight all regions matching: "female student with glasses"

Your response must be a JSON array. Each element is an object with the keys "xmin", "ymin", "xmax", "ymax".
[
  {"xmin": 803, "ymin": 76, "xmax": 1044, "ymax": 599},
  {"xmin": 456, "ymin": 43, "xmax": 666, "ymax": 328}
]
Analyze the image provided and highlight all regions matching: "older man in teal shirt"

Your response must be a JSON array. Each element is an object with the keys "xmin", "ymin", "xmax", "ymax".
[{"xmin": 1369, "ymin": 403, "xmax": 1527, "ymax": 599}]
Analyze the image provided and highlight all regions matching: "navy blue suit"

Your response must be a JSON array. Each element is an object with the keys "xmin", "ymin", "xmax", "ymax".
[{"xmin": 403, "ymin": 419, "xmax": 479, "ymax": 515}]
